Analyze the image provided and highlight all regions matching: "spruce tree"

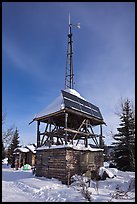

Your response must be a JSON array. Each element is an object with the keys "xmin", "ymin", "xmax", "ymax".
[
  {"xmin": 8, "ymin": 127, "xmax": 20, "ymax": 164},
  {"xmin": 112, "ymin": 99, "xmax": 135, "ymax": 171},
  {"xmin": 2, "ymin": 140, "xmax": 5, "ymax": 160}
]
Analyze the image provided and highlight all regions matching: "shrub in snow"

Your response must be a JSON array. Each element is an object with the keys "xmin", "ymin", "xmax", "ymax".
[
  {"xmin": 103, "ymin": 161, "xmax": 110, "ymax": 168},
  {"xmin": 70, "ymin": 174, "xmax": 92, "ymax": 201},
  {"xmin": 2, "ymin": 158, "xmax": 8, "ymax": 165}
]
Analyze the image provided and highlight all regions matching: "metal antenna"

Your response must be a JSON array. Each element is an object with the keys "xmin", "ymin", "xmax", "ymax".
[{"xmin": 65, "ymin": 13, "xmax": 80, "ymax": 89}]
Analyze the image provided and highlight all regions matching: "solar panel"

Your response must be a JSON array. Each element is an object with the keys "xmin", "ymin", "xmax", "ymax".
[
  {"xmin": 61, "ymin": 90, "xmax": 103, "ymax": 120},
  {"xmin": 78, "ymin": 97, "xmax": 90, "ymax": 107},
  {"xmin": 63, "ymin": 98, "xmax": 81, "ymax": 111},
  {"xmin": 80, "ymin": 105, "xmax": 92, "ymax": 115},
  {"xmin": 62, "ymin": 90, "xmax": 79, "ymax": 103},
  {"xmin": 89, "ymin": 104, "xmax": 103, "ymax": 119}
]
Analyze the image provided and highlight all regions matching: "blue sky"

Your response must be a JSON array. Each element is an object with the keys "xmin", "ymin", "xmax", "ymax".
[{"xmin": 2, "ymin": 2, "xmax": 135, "ymax": 146}]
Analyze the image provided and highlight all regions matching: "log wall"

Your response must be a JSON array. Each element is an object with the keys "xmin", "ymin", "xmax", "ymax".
[{"xmin": 35, "ymin": 147, "xmax": 104, "ymax": 184}]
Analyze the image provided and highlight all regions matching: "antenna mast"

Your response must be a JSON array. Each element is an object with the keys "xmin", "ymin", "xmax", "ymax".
[
  {"xmin": 65, "ymin": 14, "xmax": 80, "ymax": 89},
  {"xmin": 65, "ymin": 13, "xmax": 74, "ymax": 89}
]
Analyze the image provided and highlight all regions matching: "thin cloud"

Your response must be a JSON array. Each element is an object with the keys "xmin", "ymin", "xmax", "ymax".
[
  {"xmin": 2, "ymin": 2, "xmax": 134, "ymax": 146},
  {"xmin": 2, "ymin": 35, "xmax": 48, "ymax": 81}
]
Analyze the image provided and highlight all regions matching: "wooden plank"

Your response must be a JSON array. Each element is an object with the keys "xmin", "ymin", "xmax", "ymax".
[
  {"xmin": 37, "ymin": 121, "xmax": 40, "ymax": 147},
  {"xmin": 64, "ymin": 127, "xmax": 89, "ymax": 136},
  {"xmin": 34, "ymin": 110, "xmax": 65, "ymax": 122}
]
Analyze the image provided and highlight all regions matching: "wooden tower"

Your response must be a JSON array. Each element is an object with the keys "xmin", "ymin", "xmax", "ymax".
[{"xmin": 30, "ymin": 15, "xmax": 106, "ymax": 184}]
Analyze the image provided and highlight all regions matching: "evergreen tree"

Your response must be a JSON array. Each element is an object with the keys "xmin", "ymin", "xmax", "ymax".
[
  {"xmin": 8, "ymin": 127, "xmax": 20, "ymax": 164},
  {"xmin": 2, "ymin": 140, "xmax": 5, "ymax": 159},
  {"xmin": 112, "ymin": 99, "xmax": 135, "ymax": 171}
]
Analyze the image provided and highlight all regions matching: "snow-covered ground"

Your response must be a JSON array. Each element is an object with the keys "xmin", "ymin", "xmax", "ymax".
[{"xmin": 2, "ymin": 164, "xmax": 135, "ymax": 202}]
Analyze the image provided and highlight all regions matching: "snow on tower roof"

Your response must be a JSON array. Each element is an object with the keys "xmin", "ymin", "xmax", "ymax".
[
  {"xmin": 34, "ymin": 88, "xmax": 86, "ymax": 119},
  {"xmin": 31, "ymin": 88, "xmax": 104, "ymax": 124},
  {"xmin": 64, "ymin": 88, "xmax": 86, "ymax": 100}
]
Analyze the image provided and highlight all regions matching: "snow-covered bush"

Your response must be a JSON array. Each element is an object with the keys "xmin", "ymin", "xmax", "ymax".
[
  {"xmin": 2, "ymin": 158, "xmax": 8, "ymax": 165},
  {"xmin": 98, "ymin": 167, "xmax": 115, "ymax": 180}
]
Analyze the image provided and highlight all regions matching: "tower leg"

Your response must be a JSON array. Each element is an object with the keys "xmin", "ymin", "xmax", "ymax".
[
  {"xmin": 65, "ymin": 113, "xmax": 68, "ymax": 145},
  {"xmin": 37, "ymin": 121, "xmax": 40, "ymax": 147}
]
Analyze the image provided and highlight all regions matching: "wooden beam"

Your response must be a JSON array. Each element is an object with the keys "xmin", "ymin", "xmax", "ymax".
[
  {"xmin": 89, "ymin": 126, "xmax": 99, "ymax": 146},
  {"xmin": 64, "ymin": 127, "xmax": 89, "ymax": 136},
  {"xmin": 65, "ymin": 113, "xmax": 68, "ymax": 145},
  {"xmin": 71, "ymin": 119, "xmax": 86, "ymax": 144},
  {"xmin": 99, "ymin": 124, "xmax": 103, "ymax": 148},
  {"xmin": 40, "ymin": 122, "xmax": 49, "ymax": 145},
  {"xmin": 37, "ymin": 121, "xmax": 40, "ymax": 147},
  {"xmin": 84, "ymin": 119, "xmax": 89, "ymax": 147},
  {"xmin": 91, "ymin": 136, "xmax": 98, "ymax": 146},
  {"xmin": 33, "ymin": 110, "xmax": 65, "ymax": 122}
]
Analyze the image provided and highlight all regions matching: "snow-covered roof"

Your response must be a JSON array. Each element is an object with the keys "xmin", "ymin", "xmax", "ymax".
[
  {"xmin": 14, "ymin": 145, "xmax": 36, "ymax": 153},
  {"xmin": 26, "ymin": 145, "xmax": 36, "ymax": 153},
  {"xmin": 64, "ymin": 88, "xmax": 86, "ymax": 100},
  {"xmin": 33, "ymin": 88, "xmax": 104, "ymax": 123},
  {"xmin": 34, "ymin": 88, "xmax": 85, "ymax": 119},
  {"xmin": 36, "ymin": 143, "xmax": 103, "ymax": 152},
  {"xmin": 14, "ymin": 147, "xmax": 29, "ymax": 153}
]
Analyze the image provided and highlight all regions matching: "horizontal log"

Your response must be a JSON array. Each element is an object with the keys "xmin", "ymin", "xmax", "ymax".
[
  {"xmin": 64, "ymin": 128, "xmax": 90, "ymax": 136},
  {"xmin": 47, "ymin": 149, "xmax": 66, "ymax": 152},
  {"xmin": 48, "ymin": 171, "xmax": 72, "ymax": 176}
]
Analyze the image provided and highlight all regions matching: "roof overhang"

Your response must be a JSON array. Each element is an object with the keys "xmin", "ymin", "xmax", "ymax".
[
  {"xmin": 29, "ymin": 89, "xmax": 106, "ymax": 127},
  {"xmin": 31, "ymin": 108, "xmax": 106, "ymax": 128}
]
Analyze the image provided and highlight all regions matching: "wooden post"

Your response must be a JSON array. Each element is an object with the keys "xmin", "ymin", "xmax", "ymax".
[
  {"xmin": 49, "ymin": 122, "xmax": 52, "ymax": 146},
  {"xmin": 37, "ymin": 121, "xmax": 40, "ymax": 147},
  {"xmin": 67, "ymin": 170, "xmax": 70, "ymax": 188},
  {"xmin": 40, "ymin": 122, "xmax": 49, "ymax": 146},
  {"xmin": 85, "ymin": 136, "xmax": 88, "ymax": 147},
  {"xmin": 19, "ymin": 152, "xmax": 21, "ymax": 168},
  {"xmin": 85, "ymin": 120, "xmax": 88, "ymax": 147},
  {"xmin": 99, "ymin": 124, "xmax": 103, "ymax": 148},
  {"xmin": 65, "ymin": 113, "xmax": 68, "ymax": 145}
]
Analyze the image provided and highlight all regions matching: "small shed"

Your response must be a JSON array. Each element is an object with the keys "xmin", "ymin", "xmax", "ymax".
[
  {"xmin": 26, "ymin": 144, "xmax": 36, "ymax": 166},
  {"xmin": 14, "ymin": 144, "xmax": 36, "ymax": 168},
  {"xmin": 36, "ymin": 144, "xmax": 104, "ymax": 184}
]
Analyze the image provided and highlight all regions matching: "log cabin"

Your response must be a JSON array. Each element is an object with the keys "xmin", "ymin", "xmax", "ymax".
[{"xmin": 13, "ymin": 144, "xmax": 36, "ymax": 168}]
